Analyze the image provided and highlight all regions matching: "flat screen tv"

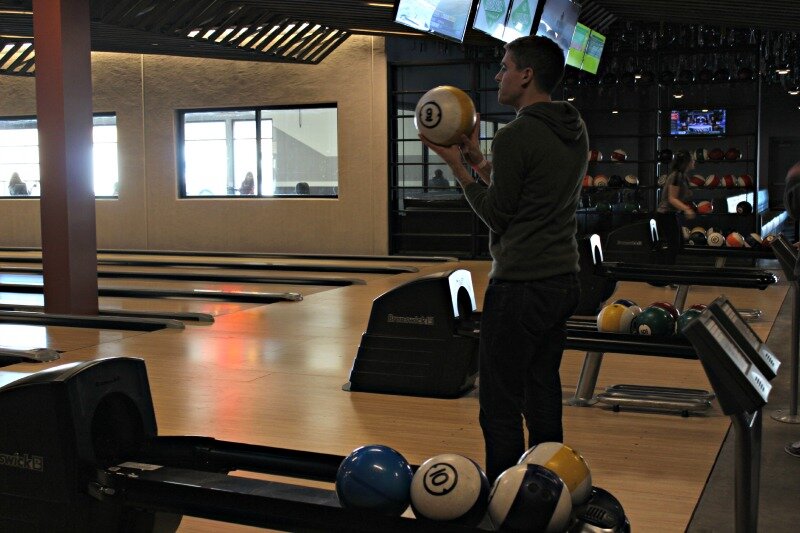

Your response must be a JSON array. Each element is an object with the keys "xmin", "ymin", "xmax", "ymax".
[
  {"xmin": 473, "ymin": 0, "xmax": 542, "ymax": 43},
  {"xmin": 472, "ymin": 0, "xmax": 513, "ymax": 40},
  {"xmin": 670, "ymin": 109, "xmax": 727, "ymax": 136},
  {"xmin": 535, "ymin": 0, "xmax": 580, "ymax": 54},
  {"xmin": 393, "ymin": 0, "xmax": 474, "ymax": 43},
  {"xmin": 580, "ymin": 29, "xmax": 605, "ymax": 74},
  {"xmin": 566, "ymin": 22, "xmax": 590, "ymax": 69}
]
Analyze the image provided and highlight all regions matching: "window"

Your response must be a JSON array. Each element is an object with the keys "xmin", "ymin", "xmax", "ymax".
[
  {"xmin": 0, "ymin": 114, "xmax": 118, "ymax": 198},
  {"xmin": 178, "ymin": 105, "xmax": 338, "ymax": 198}
]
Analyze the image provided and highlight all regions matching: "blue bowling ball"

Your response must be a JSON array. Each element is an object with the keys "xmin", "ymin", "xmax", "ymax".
[{"xmin": 336, "ymin": 444, "xmax": 414, "ymax": 515}]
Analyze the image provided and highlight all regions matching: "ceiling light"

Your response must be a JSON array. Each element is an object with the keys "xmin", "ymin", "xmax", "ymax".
[
  {"xmin": 567, "ymin": 95, "xmax": 575, "ymax": 102},
  {"xmin": 776, "ymin": 65, "xmax": 791, "ymax": 75},
  {"xmin": 611, "ymin": 109, "xmax": 619, "ymax": 114},
  {"xmin": 673, "ymin": 87, "xmax": 684, "ymax": 99},
  {"xmin": 366, "ymin": 2, "xmax": 394, "ymax": 6},
  {"xmin": 789, "ymin": 87, "xmax": 800, "ymax": 96}
]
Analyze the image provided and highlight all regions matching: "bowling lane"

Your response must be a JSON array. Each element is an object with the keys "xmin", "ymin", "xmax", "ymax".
[
  {"xmin": 0, "ymin": 274, "xmax": 331, "ymax": 317},
  {"xmin": 0, "ymin": 250, "xmax": 446, "ymax": 275},
  {"xmin": 0, "ymin": 322, "xmax": 144, "ymax": 353}
]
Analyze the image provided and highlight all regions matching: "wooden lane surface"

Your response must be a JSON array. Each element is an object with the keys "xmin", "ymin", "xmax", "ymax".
[
  {"xmin": 3, "ymin": 260, "xmax": 788, "ymax": 533},
  {"xmin": 0, "ymin": 251, "xmax": 445, "ymax": 271}
]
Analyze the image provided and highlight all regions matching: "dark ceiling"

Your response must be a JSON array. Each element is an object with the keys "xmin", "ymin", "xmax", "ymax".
[{"xmin": 0, "ymin": 0, "xmax": 797, "ymax": 75}]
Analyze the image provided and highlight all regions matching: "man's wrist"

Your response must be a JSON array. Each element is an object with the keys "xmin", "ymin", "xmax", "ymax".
[{"xmin": 471, "ymin": 158, "xmax": 489, "ymax": 172}]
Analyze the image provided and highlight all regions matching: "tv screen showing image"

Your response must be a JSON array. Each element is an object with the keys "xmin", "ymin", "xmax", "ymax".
[
  {"xmin": 670, "ymin": 109, "xmax": 727, "ymax": 136},
  {"xmin": 393, "ymin": 0, "xmax": 474, "ymax": 43},
  {"xmin": 473, "ymin": 0, "xmax": 513, "ymax": 40},
  {"xmin": 535, "ymin": 0, "xmax": 580, "ymax": 54},
  {"xmin": 566, "ymin": 22, "xmax": 590, "ymax": 69},
  {"xmin": 580, "ymin": 29, "xmax": 605, "ymax": 74},
  {"xmin": 501, "ymin": 0, "xmax": 542, "ymax": 42}
]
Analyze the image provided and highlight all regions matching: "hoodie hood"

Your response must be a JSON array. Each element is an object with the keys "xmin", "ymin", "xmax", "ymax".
[{"xmin": 518, "ymin": 101, "xmax": 586, "ymax": 142}]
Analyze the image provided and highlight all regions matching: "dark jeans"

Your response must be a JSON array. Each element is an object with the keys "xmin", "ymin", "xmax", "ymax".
[{"xmin": 478, "ymin": 273, "xmax": 581, "ymax": 483}]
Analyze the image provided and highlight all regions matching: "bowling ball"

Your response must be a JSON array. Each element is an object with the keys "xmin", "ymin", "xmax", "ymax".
[
  {"xmin": 596, "ymin": 201, "xmax": 612, "ymax": 212},
  {"xmin": 518, "ymin": 442, "xmax": 592, "ymax": 505},
  {"xmin": 737, "ymin": 174, "xmax": 754, "ymax": 188},
  {"xmin": 695, "ymin": 148, "xmax": 708, "ymax": 162},
  {"xmin": 612, "ymin": 299, "xmax": 638, "ymax": 307},
  {"xmin": 608, "ymin": 174, "xmax": 624, "ymax": 188},
  {"xmin": 589, "ymin": 149, "xmax": 603, "ymax": 162},
  {"xmin": 582, "ymin": 174, "xmax": 593, "ymax": 188},
  {"xmin": 745, "ymin": 233, "xmax": 763, "ymax": 249},
  {"xmin": 721, "ymin": 174, "xmax": 737, "ymax": 188},
  {"xmin": 726, "ymin": 232, "xmax": 745, "ymax": 247},
  {"xmin": 623, "ymin": 174, "xmax": 639, "ymax": 187},
  {"xmin": 631, "ymin": 306, "xmax": 675, "ymax": 336},
  {"xmin": 336, "ymin": 444, "xmax": 414, "ymax": 515},
  {"xmin": 677, "ymin": 309, "xmax": 703, "ymax": 336},
  {"xmin": 410, "ymin": 454, "xmax": 490, "ymax": 526},
  {"xmin": 488, "ymin": 464, "xmax": 572, "ymax": 533},
  {"xmin": 762, "ymin": 234, "xmax": 778, "ymax": 248},
  {"xmin": 650, "ymin": 301, "xmax": 680, "ymax": 322},
  {"xmin": 593, "ymin": 175, "xmax": 609, "ymax": 187},
  {"xmin": 725, "ymin": 148, "xmax": 742, "ymax": 161},
  {"xmin": 696, "ymin": 200, "xmax": 714, "ymax": 214},
  {"xmin": 415, "ymin": 86, "xmax": 477, "ymax": 146},
  {"xmin": 658, "ymin": 149, "xmax": 674, "ymax": 164},
  {"xmin": 689, "ymin": 304, "xmax": 707, "ymax": 311},
  {"xmin": 736, "ymin": 201, "xmax": 753, "ymax": 215},
  {"xmin": 689, "ymin": 174, "xmax": 706, "ymax": 187},
  {"xmin": 610, "ymin": 149, "xmax": 627, "ymax": 162},
  {"xmin": 597, "ymin": 304, "xmax": 627, "ymax": 333},
  {"xmin": 706, "ymin": 231, "xmax": 725, "ymax": 247},
  {"xmin": 708, "ymin": 148, "xmax": 725, "ymax": 161},
  {"xmin": 571, "ymin": 486, "xmax": 631, "ymax": 533},
  {"xmin": 687, "ymin": 231, "xmax": 707, "ymax": 246},
  {"xmin": 704, "ymin": 174, "xmax": 720, "ymax": 187}
]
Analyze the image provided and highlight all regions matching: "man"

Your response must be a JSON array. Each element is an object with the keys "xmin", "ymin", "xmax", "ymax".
[
  {"xmin": 429, "ymin": 169, "xmax": 450, "ymax": 189},
  {"xmin": 420, "ymin": 36, "xmax": 588, "ymax": 482}
]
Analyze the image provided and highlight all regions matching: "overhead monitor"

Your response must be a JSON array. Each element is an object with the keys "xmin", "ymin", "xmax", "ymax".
[
  {"xmin": 683, "ymin": 311, "xmax": 771, "ymax": 415},
  {"xmin": 472, "ymin": 0, "xmax": 513, "ymax": 40},
  {"xmin": 535, "ymin": 0, "xmax": 580, "ymax": 55},
  {"xmin": 707, "ymin": 296, "xmax": 780, "ymax": 381},
  {"xmin": 566, "ymin": 22, "xmax": 590, "ymax": 69},
  {"xmin": 393, "ymin": 0, "xmax": 475, "ymax": 43},
  {"xmin": 580, "ymin": 29, "xmax": 605, "ymax": 74}
]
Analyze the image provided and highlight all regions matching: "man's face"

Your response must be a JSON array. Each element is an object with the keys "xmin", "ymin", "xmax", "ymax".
[{"xmin": 495, "ymin": 50, "xmax": 529, "ymax": 107}]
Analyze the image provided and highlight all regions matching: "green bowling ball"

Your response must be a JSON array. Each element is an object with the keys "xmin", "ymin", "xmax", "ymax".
[
  {"xmin": 631, "ymin": 306, "xmax": 675, "ymax": 336},
  {"xmin": 677, "ymin": 309, "xmax": 703, "ymax": 336}
]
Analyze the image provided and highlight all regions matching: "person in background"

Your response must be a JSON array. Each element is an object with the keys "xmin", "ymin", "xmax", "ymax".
[
  {"xmin": 429, "ymin": 169, "xmax": 450, "ymax": 189},
  {"xmin": 655, "ymin": 150, "xmax": 696, "ymax": 254},
  {"xmin": 240, "ymin": 172, "xmax": 255, "ymax": 195},
  {"xmin": 420, "ymin": 35, "xmax": 587, "ymax": 483},
  {"xmin": 783, "ymin": 161, "xmax": 800, "ymax": 458},
  {"xmin": 8, "ymin": 172, "xmax": 28, "ymax": 196},
  {"xmin": 295, "ymin": 181, "xmax": 311, "ymax": 195}
]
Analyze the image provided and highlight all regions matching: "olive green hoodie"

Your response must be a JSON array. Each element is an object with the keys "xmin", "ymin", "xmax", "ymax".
[{"xmin": 463, "ymin": 101, "xmax": 589, "ymax": 280}]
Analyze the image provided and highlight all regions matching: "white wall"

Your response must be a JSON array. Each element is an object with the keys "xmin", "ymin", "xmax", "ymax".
[{"xmin": 0, "ymin": 36, "xmax": 389, "ymax": 254}]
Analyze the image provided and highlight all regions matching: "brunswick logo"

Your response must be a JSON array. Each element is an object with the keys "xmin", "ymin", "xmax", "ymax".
[
  {"xmin": 0, "ymin": 452, "xmax": 44, "ymax": 472},
  {"xmin": 387, "ymin": 314, "xmax": 435, "ymax": 326}
]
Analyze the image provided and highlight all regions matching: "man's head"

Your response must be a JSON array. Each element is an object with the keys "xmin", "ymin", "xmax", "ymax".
[
  {"xmin": 496, "ymin": 36, "xmax": 565, "ymax": 108},
  {"xmin": 434, "ymin": 169, "xmax": 444, "ymax": 178}
]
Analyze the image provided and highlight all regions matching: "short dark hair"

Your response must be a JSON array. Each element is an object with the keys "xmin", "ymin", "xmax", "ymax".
[
  {"xmin": 670, "ymin": 150, "xmax": 694, "ymax": 173},
  {"xmin": 505, "ymin": 36, "xmax": 566, "ymax": 95}
]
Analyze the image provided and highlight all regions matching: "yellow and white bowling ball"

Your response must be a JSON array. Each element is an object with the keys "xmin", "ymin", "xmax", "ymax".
[
  {"xmin": 597, "ymin": 304, "xmax": 625, "ymax": 332},
  {"xmin": 414, "ymin": 86, "xmax": 477, "ymax": 146},
  {"xmin": 518, "ymin": 442, "xmax": 593, "ymax": 505}
]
